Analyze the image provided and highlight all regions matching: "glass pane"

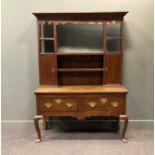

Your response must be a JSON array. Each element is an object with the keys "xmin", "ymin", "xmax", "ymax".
[
  {"xmin": 41, "ymin": 40, "xmax": 54, "ymax": 53},
  {"xmin": 106, "ymin": 22, "xmax": 120, "ymax": 37},
  {"xmin": 40, "ymin": 22, "xmax": 54, "ymax": 38},
  {"xmin": 107, "ymin": 39, "xmax": 120, "ymax": 52},
  {"xmin": 57, "ymin": 24, "xmax": 103, "ymax": 52}
]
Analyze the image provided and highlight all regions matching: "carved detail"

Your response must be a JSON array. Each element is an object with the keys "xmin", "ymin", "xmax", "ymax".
[{"xmin": 75, "ymin": 115, "xmax": 88, "ymax": 120}]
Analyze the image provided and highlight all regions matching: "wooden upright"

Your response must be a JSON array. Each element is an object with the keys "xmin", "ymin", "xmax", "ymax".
[{"xmin": 33, "ymin": 12, "xmax": 129, "ymax": 143}]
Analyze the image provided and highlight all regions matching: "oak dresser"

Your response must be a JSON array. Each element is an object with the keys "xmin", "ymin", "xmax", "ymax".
[{"xmin": 33, "ymin": 12, "xmax": 129, "ymax": 143}]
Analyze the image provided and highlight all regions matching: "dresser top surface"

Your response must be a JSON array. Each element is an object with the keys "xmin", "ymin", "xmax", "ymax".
[{"xmin": 34, "ymin": 85, "xmax": 128, "ymax": 94}]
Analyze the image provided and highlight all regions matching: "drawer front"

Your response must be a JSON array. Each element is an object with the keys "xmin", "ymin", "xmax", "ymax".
[
  {"xmin": 38, "ymin": 95, "xmax": 78, "ymax": 112},
  {"xmin": 82, "ymin": 95, "xmax": 124, "ymax": 112}
]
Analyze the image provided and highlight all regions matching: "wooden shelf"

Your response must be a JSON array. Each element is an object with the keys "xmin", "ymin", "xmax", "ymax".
[
  {"xmin": 39, "ymin": 37, "xmax": 55, "ymax": 40},
  {"xmin": 34, "ymin": 85, "xmax": 128, "ymax": 94},
  {"xmin": 58, "ymin": 68, "xmax": 104, "ymax": 72},
  {"xmin": 56, "ymin": 52, "xmax": 104, "ymax": 56},
  {"xmin": 106, "ymin": 51, "xmax": 121, "ymax": 53},
  {"xmin": 57, "ymin": 47, "xmax": 104, "ymax": 55},
  {"xmin": 40, "ymin": 52, "xmax": 55, "ymax": 54},
  {"xmin": 107, "ymin": 36, "xmax": 122, "ymax": 40}
]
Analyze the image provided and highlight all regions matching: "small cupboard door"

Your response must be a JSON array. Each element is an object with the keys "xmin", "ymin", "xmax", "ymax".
[
  {"xmin": 103, "ymin": 21, "xmax": 123, "ymax": 84},
  {"xmin": 39, "ymin": 54, "xmax": 57, "ymax": 85},
  {"xmin": 103, "ymin": 53, "xmax": 122, "ymax": 84}
]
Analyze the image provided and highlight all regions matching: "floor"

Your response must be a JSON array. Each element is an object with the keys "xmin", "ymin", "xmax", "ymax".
[{"xmin": 2, "ymin": 128, "xmax": 154, "ymax": 155}]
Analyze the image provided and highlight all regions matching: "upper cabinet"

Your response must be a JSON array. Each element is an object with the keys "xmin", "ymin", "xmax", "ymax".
[{"xmin": 33, "ymin": 12, "xmax": 128, "ymax": 85}]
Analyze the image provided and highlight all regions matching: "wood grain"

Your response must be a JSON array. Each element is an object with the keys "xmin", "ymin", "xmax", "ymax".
[
  {"xmin": 34, "ymin": 85, "xmax": 128, "ymax": 94},
  {"xmin": 103, "ymin": 53, "xmax": 122, "ymax": 84},
  {"xmin": 39, "ymin": 54, "xmax": 57, "ymax": 85}
]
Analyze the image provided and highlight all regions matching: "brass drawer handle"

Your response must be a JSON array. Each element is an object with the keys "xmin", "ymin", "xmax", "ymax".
[
  {"xmin": 100, "ymin": 98, "xmax": 108, "ymax": 104},
  {"xmin": 55, "ymin": 99, "xmax": 63, "ymax": 104},
  {"xmin": 44, "ymin": 102, "xmax": 53, "ymax": 108},
  {"xmin": 66, "ymin": 103, "xmax": 73, "ymax": 107},
  {"xmin": 111, "ymin": 102, "xmax": 119, "ymax": 107},
  {"xmin": 88, "ymin": 102, "xmax": 96, "ymax": 107}
]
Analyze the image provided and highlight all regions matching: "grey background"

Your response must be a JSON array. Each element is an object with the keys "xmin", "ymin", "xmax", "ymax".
[{"xmin": 2, "ymin": 0, "xmax": 153, "ymax": 121}]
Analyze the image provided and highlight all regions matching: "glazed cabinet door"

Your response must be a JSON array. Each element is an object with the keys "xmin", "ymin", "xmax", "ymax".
[
  {"xmin": 103, "ymin": 21, "xmax": 123, "ymax": 84},
  {"xmin": 39, "ymin": 54, "xmax": 57, "ymax": 85}
]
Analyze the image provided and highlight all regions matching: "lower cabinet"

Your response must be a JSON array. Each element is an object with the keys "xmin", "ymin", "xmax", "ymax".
[
  {"xmin": 33, "ymin": 86, "xmax": 128, "ymax": 143},
  {"xmin": 36, "ymin": 94, "xmax": 126, "ymax": 117}
]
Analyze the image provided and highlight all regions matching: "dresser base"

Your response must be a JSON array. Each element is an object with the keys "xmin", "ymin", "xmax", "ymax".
[
  {"xmin": 34, "ymin": 114, "xmax": 128, "ymax": 143},
  {"xmin": 34, "ymin": 85, "xmax": 128, "ymax": 143}
]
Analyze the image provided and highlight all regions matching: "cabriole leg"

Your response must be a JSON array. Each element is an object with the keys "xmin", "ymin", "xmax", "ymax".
[
  {"xmin": 119, "ymin": 115, "xmax": 128, "ymax": 143},
  {"xmin": 34, "ymin": 115, "xmax": 43, "ymax": 143}
]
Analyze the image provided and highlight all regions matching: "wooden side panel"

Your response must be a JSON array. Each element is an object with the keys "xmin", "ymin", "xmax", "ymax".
[
  {"xmin": 104, "ymin": 53, "xmax": 122, "ymax": 84},
  {"xmin": 39, "ymin": 54, "xmax": 57, "ymax": 85}
]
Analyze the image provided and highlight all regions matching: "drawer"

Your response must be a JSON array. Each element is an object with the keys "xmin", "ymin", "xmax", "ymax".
[
  {"xmin": 82, "ymin": 95, "xmax": 124, "ymax": 111},
  {"xmin": 38, "ymin": 95, "xmax": 78, "ymax": 112}
]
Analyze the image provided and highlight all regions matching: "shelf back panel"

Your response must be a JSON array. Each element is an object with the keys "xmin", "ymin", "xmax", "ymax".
[
  {"xmin": 57, "ymin": 55, "xmax": 103, "ymax": 69},
  {"xmin": 58, "ymin": 72, "xmax": 103, "ymax": 85}
]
